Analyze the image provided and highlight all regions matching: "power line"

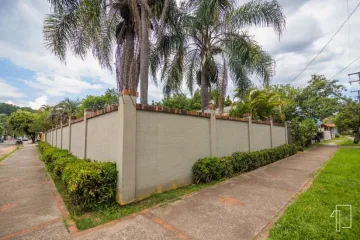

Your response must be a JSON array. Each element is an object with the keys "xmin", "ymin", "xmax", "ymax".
[
  {"xmin": 289, "ymin": 1, "xmax": 360, "ymax": 84},
  {"xmin": 329, "ymin": 55, "xmax": 360, "ymax": 80},
  {"xmin": 347, "ymin": 0, "xmax": 351, "ymax": 75}
]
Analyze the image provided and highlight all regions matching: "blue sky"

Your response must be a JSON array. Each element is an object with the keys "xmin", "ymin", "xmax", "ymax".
[{"xmin": 1, "ymin": 0, "xmax": 360, "ymax": 109}]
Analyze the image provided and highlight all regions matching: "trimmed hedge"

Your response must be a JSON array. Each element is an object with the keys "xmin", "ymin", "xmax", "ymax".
[
  {"xmin": 193, "ymin": 144, "xmax": 298, "ymax": 183},
  {"xmin": 38, "ymin": 141, "xmax": 117, "ymax": 209}
]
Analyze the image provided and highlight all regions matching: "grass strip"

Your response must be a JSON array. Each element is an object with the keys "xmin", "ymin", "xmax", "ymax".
[
  {"xmin": 0, "ymin": 147, "xmax": 19, "ymax": 163},
  {"xmin": 269, "ymin": 148, "xmax": 360, "ymax": 239},
  {"xmin": 36, "ymin": 146, "xmax": 220, "ymax": 230}
]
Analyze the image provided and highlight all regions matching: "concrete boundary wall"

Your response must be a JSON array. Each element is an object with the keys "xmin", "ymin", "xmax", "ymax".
[{"xmin": 45, "ymin": 94, "xmax": 288, "ymax": 205}]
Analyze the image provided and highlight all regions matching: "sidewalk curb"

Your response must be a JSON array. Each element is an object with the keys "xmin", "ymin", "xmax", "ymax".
[{"xmin": 36, "ymin": 146, "xmax": 79, "ymax": 235}]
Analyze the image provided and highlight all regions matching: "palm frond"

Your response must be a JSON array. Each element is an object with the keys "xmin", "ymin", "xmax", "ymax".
[{"xmin": 229, "ymin": 0, "xmax": 285, "ymax": 36}]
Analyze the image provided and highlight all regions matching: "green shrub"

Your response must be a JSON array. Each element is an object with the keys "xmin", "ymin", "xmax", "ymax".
[
  {"xmin": 193, "ymin": 144, "xmax": 298, "ymax": 183},
  {"xmin": 62, "ymin": 161, "xmax": 117, "ymax": 209},
  {"xmin": 38, "ymin": 141, "xmax": 117, "ymax": 209},
  {"xmin": 53, "ymin": 157, "xmax": 77, "ymax": 177},
  {"xmin": 192, "ymin": 157, "xmax": 223, "ymax": 183},
  {"xmin": 219, "ymin": 156, "xmax": 234, "ymax": 178}
]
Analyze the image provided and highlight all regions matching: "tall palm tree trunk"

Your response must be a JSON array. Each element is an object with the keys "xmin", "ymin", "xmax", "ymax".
[
  {"xmin": 124, "ymin": 28, "xmax": 135, "ymax": 91},
  {"xmin": 139, "ymin": 4, "xmax": 150, "ymax": 104},
  {"xmin": 200, "ymin": 55, "xmax": 209, "ymax": 111}
]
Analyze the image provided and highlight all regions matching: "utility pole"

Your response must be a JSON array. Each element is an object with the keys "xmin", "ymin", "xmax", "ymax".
[{"xmin": 348, "ymin": 72, "xmax": 360, "ymax": 142}]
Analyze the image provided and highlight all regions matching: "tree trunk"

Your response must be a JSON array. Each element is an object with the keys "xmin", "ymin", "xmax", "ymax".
[
  {"xmin": 140, "ymin": 4, "xmax": 149, "ymax": 104},
  {"xmin": 123, "ymin": 28, "xmax": 135, "ymax": 91},
  {"xmin": 200, "ymin": 58, "xmax": 209, "ymax": 112}
]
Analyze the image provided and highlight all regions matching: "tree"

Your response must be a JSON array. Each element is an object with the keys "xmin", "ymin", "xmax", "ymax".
[
  {"xmin": 8, "ymin": 110, "xmax": 37, "ymax": 142},
  {"xmin": 50, "ymin": 98, "xmax": 81, "ymax": 124},
  {"xmin": 153, "ymin": 90, "xmax": 202, "ymax": 111},
  {"xmin": 0, "ymin": 125, "xmax": 4, "ymax": 137},
  {"xmin": 79, "ymin": 88, "xmax": 118, "ymax": 114},
  {"xmin": 44, "ymin": 0, "xmax": 179, "ymax": 104},
  {"xmin": 296, "ymin": 75, "xmax": 345, "ymax": 120},
  {"xmin": 230, "ymin": 87, "xmax": 285, "ymax": 121},
  {"xmin": 160, "ymin": 0, "xmax": 285, "ymax": 111},
  {"xmin": 0, "ymin": 102, "xmax": 35, "ymax": 116},
  {"xmin": 31, "ymin": 110, "xmax": 52, "ymax": 135},
  {"xmin": 290, "ymin": 118, "xmax": 318, "ymax": 148},
  {"xmin": 335, "ymin": 99, "xmax": 360, "ymax": 135}
]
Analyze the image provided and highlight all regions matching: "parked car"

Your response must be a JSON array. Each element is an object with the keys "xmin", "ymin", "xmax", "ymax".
[
  {"xmin": 0, "ymin": 137, "xmax": 4, "ymax": 143},
  {"xmin": 23, "ymin": 137, "xmax": 28, "ymax": 141}
]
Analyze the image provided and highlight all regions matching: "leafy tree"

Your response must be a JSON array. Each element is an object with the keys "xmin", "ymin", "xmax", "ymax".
[
  {"xmin": 160, "ymin": 0, "xmax": 285, "ymax": 111},
  {"xmin": 0, "ymin": 125, "xmax": 4, "ymax": 137},
  {"xmin": 7, "ymin": 110, "xmax": 36, "ymax": 142},
  {"xmin": 290, "ymin": 118, "xmax": 318, "ymax": 147},
  {"xmin": 334, "ymin": 99, "xmax": 360, "ymax": 135},
  {"xmin": 31, "ymin": 110, "xmax": 53, "ymax": 134},
  {"xmin": 296, "ymin": 75, "xmax": 345, "ymax": 120},
  {"xmin": 79, "ymin": 88, "xmax": 118, "ymax": 114},
  {"xmin": 153, "ymin": 90, "xmax": 202, "ymax": 111}
]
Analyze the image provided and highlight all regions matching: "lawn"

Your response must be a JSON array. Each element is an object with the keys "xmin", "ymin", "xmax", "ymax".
[
  {"xmin": 337, "ymin": 139, "xmax": 360, "ymax": 146},
  {"xmin": 269, "ymin": 148, "xmax": 360, "ymax": 239}
]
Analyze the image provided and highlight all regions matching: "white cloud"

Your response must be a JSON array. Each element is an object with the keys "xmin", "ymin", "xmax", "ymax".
[
  {"xmin": 0, "ymin": 79, "xmax": 24, "ymax": 99},
  {"xmin": 29, "ymin": 95, "xmax": 48, "ymax": 110},
  {"xmin": 1, "ymin": 0, "xmax": 360, "ymax": 104},
  {"xmin": 24, "ymin": 73, "xmax": 102, "ymax": 96},
  {"xmin": 0, "ymin": 0, "xmax": 115, "ymax": 100}
]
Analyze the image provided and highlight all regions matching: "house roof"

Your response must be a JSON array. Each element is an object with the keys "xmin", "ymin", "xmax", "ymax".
[{"xmin": 322, "ymin": 123, "xmax": 336, "ymax": 128}]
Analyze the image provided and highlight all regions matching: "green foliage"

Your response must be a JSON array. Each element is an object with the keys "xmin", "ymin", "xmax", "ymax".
[
  {"xmin": 290, "ymin": 118, "xmax": 318, "ymax": 147},
  {"xmin": 38, "ymin": 142, "xmax": 117, "ymax": 209},
  {"xmin": 153, "ymin": 91, "xmax": 202, "ymax": 111},
  {"xmin": 153, "ymin": 89, "xmax": 232, "ymax": 111},
  {"xmin": 334, "ymin": 99, "xmax": 360, "ymax": 135},
  {"xmin": 296, "ymin": 75, "xmax": 345, "ymax": 120},
  {"xmin": 159, "ymin": 0, "xmax": 285, "ymax": 110},
  {"xmin": 0, "ymin": 102, "xmax": 35, "ymax": 116},
  {"xmin": 192, "ymin": 156, "xmax": 234, "ymax": 183},
  {"xmin": 62, "ymin": 160, "xmax": 117, "ymax": 209},
  {"xmin": 0, "ymin": 125, "xmax": 4, "ymax": 136},
  {"xmin": 79, "ymin": 88, "xmax": 118, "ymax": 116},
  {"xmin": 7, "ymin": 110, "xmax": 36, "ymax": 141},
  {"xmin": 193, "ymin": 144, "xmax": 298, "ymax": 183},
  {"xmin": 230, "ymin": 87, "xmax": 286, "ymax": 121},
  {"xmin": 230, "ymin": 75, "xmax": 345, "ymax": 123}
]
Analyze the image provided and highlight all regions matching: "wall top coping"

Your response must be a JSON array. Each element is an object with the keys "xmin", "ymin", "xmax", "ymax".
[
  {"xmin": 136, "ymin": 104, "xmax": 211, "ymax": 118},
  {"xmin": 86, "ymin": 105, "xmax": 118, "ymax": 120},
  {"xmin": 46, "ymin": 104, "xmax": 285, "ymax": 132}
]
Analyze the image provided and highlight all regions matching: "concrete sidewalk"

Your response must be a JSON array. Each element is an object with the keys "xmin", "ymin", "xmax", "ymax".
[
  {"xmin": 0, "ymin": 145, "xmax": 338, "ymax": 240},
  {"xmin": 0, "ymin": 144, "xmax": 70, "ymax": 240},
  {"xmin": 75, "ymin": 146, "xmax": 338, "ymax": 240}
]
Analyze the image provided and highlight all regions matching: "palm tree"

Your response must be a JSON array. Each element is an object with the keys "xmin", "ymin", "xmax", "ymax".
[
  {"xmin": 231, "ymin": 87, "xmax": 285, "ymax": 121},
  {"xmin": 49, "ymin": 98, "xmax": 81, "ymax": 124},
  {"xmin": 44, "ymin": 0, "xmax": 179, "ymax": 104},
  {"xmin": 160, "ymin": 0, "xmax": 286, "ymax": 112}
]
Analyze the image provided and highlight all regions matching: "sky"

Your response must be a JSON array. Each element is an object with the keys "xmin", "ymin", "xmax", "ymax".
[{"xmin": 1, "ymin": 0, "xmax": 360, "ymax": 109}]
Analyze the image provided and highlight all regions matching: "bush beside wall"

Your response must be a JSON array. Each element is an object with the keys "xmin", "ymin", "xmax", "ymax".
[
  {"xmin": 38, "ymin": 141, "xmax": 117, "ymax": 209},
  {"xmin": 193, "ymin": 144, "xmax": 298, "ymax": 183}
]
